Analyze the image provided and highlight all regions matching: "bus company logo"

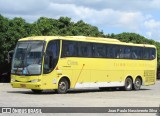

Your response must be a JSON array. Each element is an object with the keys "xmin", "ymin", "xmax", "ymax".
[
  {"xmin": 67, "ymin": 60, "xmax": 78, "ymax": 65},
  {"xmin": 2, "ymin": 108, "xmax": 11, "ymax": 113}
]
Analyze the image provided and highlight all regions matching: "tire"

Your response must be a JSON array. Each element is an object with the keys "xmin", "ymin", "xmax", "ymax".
[
  {"xmin": 133, "ymin": 78, "xmax": 142, "ymax": 90},
  {"xmin": 124, "ymin": 77, "xmax": 133, "ymax": 91},
  {"xmin": 31, "ymin": 89, "xmax": 43, "ymax": 94},
  {"xmin": 56, "ymin": 78, "xmax": 69, "ymax": 94}
]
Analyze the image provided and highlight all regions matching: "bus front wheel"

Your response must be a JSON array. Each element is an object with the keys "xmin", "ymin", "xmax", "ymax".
[
  {"xmin": 124, "ymin": 77, "xmax": 133, "ymax": 91},
  {"xmin": 133, "ymin": 78, "xmax": 142, "ymax": 90},
  {"xmin": 56, "ymin": 78, "xmax": 69, "ymax": 94}
]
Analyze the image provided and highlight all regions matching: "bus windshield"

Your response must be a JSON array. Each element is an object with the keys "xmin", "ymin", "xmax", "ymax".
[{"xmin": 11, "ymin": 41, "xmax": 44, "ymax": 75}]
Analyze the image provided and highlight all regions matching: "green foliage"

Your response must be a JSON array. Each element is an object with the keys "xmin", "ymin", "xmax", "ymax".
[
  {"xmin": 35, "ymin": 17, "xmax": 104, "ymax": 36},
  {"xmin": 113, "ymin": 32, "xmax": 149, "ymax": 43},
  {"xmin": 0, "ymin": 15, "xmax": 9, "ymax": 62},
  {"xmin": 0, "ymin": 17, "xmax": 30, "ymax": 63}
]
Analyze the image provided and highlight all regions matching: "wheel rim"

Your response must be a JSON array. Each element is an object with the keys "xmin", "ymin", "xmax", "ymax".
[
  {"xmin": 135, "ymin": 78, "xmax": 141, "ymax": 88},
  {"xmin": 59, "ymin": 81, "xmax": 66, "ymax": 91},
  {"xmin": 126, "ymin": 78, "xmax": 132, "ymax": 89}
]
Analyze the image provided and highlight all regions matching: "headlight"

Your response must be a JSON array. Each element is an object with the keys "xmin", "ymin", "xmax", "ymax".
[{"xmin": 31, "ymin": 79, "xmax": 41, "ymax": 83}]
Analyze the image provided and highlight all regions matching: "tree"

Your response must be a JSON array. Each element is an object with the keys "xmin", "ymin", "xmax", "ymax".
[
  {"xmin": 0, "ymin": 15, "xmax": 9, "ymax": 62},
  {"xmin": 57, "ymin": 17, "xmax": 73, "ymax": 35}
]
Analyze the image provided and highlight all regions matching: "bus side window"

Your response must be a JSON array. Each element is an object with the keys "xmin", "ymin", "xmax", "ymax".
[
  {"xmin": 132, "ymin": 47, "xmax": 143, "ymax": 59},
  {"xmin": 78, "ymin": 42, "xmax": 92, "ymax": 57},
  {"xmin": 131, "ymin": 47, "xmax": 138, "ymax": 59},
  {"xmin": 123, "ymin": 47, "xmax": 131, "ymax": 59},
  {"xmin": 107, "ymin": 45, "xmax": 115, "ymax": 58},
  {"xmin": 62, "ymin": 41, "xmax": 78, "ymax": 57},
  {"xmin": 131, "ymin": 52, "xmax": 138, "ymax": 59},
  {"xmin": 150, "ymin": 48, "xmax": 156, "ymax": 60},
  {"xmin": 93, "ymin": 43, "xmax": 105, "ymax": 58},
  {"xmin": 117, "ymin": 46, "xmax": 124, "ymax": 58},
  {"xmin": 62, "ymin": 41, "xmax": 69, "ymax": 57},
  {"xmin": 114, "ymin": 45, "xmax": 120, "ymax": 58},
  {"xmin": 44, "ymin": 40, "xmax": 60, "ymax": 74},
  {"xmin": 143, "ymin": 48, "xmax": 150, "ymax": 60},
  {"xmin": 142, "ymin": 47, "xmax": 156, "ymax": 60},
  {"xmin": 68, "ymin": 42, "xmax": 78, "ymax": 57}
]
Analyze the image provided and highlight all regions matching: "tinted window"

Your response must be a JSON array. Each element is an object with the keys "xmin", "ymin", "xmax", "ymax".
[
  {"xmin": 123, "ymin": 46, "xmax": 132, "ymax": 59},
  {"xmin": 11, "ymin": 41, "xmax": 44, "ymax": 75},
  {"xmin": 150, "ymin": 48, "xmax": 156, "ymax": 59},
  {"xmin": 93, "ymin": 43, "xmax": 105, "ymax": 57},
  {"xmin": 143, "ymin": 48, "xmax": 156, "ymax": 60},
  {"xmin": 78, "ymin": 42, "xmax": 92, "ymax": 57},
  {"xmin": 106, "ymin": 45, "xmax": 119, "ymax": 58},
  {"xmin": 44, "ymin": 40, "xmax": 60, "ymax": 74},
  {"xmin": 61, "ymin": 40, "xmax": 156, "ymax": 60},
  {"xmin": 131, "ymin": 47, "xmax": 143, "ymax": 59},
  {"xmin": 116, "ymin": 46, "xmax": 124, "ymax": 58},
  {"xmin": 62, "ymin": 41, "xmax": 92, "ymax": 57},
  {"xmin": 62, "ymin": 41, "xmax": 78, "ymax": 57}
]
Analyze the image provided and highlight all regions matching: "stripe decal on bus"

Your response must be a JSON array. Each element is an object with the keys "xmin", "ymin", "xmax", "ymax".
[{"xmin": 75, "ymin": 82, "xmax": 125, "ymax": 88}]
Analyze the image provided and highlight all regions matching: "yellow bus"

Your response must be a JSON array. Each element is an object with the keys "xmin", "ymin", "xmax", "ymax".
[{"xmin": 11, "ymin": 36, "xmax": 157, "ymax": 94}]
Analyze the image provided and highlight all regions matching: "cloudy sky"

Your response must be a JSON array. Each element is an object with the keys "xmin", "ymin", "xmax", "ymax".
[{"xmin": 0, "ymin": 0, "xmax": 160, "ymax": 42}]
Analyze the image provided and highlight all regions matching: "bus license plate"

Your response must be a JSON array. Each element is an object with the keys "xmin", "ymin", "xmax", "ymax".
[{"xmin": 20, "ymin": 84, "xmax": 26, "ymax": 88}]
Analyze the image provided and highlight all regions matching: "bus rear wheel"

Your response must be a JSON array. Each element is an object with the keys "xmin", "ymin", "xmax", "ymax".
[
  {"xmin": 31, "ymin": 89, "xmax": 42, "ymax": 94},
  {"xmin": 133, "ymin": 78, "xmax": 142, "ymax": 90},
  {"xmin": 124, "ymin": 77, "xmax": 133, "ymax": 91},
  {"xmin": 56, "ymin": 78, "xmax": 69, "ymax": 94}
]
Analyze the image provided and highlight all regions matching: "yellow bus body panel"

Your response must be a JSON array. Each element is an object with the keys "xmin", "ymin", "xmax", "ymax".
[{"xmin": 11, "ymin": 36, "xmax": 157, "ymax": 90}]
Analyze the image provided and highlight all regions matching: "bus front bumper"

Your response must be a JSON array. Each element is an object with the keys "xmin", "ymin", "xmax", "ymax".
[{"xmin": 11, "ymin": 82, "xmax": 42, "ymax": 90}]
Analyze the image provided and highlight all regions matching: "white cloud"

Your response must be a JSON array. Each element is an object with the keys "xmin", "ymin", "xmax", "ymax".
[
  {"xmin": 146, "ymin": 32, "xmax": 152, "ymax": 38},
  {"xmin": 0, "ymin": 0, "xmax": 49, "ymax": 15},
  {"xmin": 144, "ymin": 19, "xmax": 160, "ymax": 30},
  {"xmin": 47, "ymin": 3, "xmax": 93, "ymax": 20},
  {"xmin": 150, "ymin": 0, "xmax": 160, "ymax": 9},
  {"xmin": 144, "ymin": 19, "xmax": 160, "ymax": 41},
  {"xmin": 46, "ymin": 3, "xmax": 146, "ymax": 33},
  {"xmin": 71, "ymin": 8, "xmax": 145, "ymax": 33},
  {"xmin": 50, "ymin": 0, "xmax": 160, "ymax": 11}
]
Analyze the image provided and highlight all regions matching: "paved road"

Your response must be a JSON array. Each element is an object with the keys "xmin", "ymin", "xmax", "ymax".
[{"xmin": 0, "ymin": 81, "xmax": 160, "ymax": 115}]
